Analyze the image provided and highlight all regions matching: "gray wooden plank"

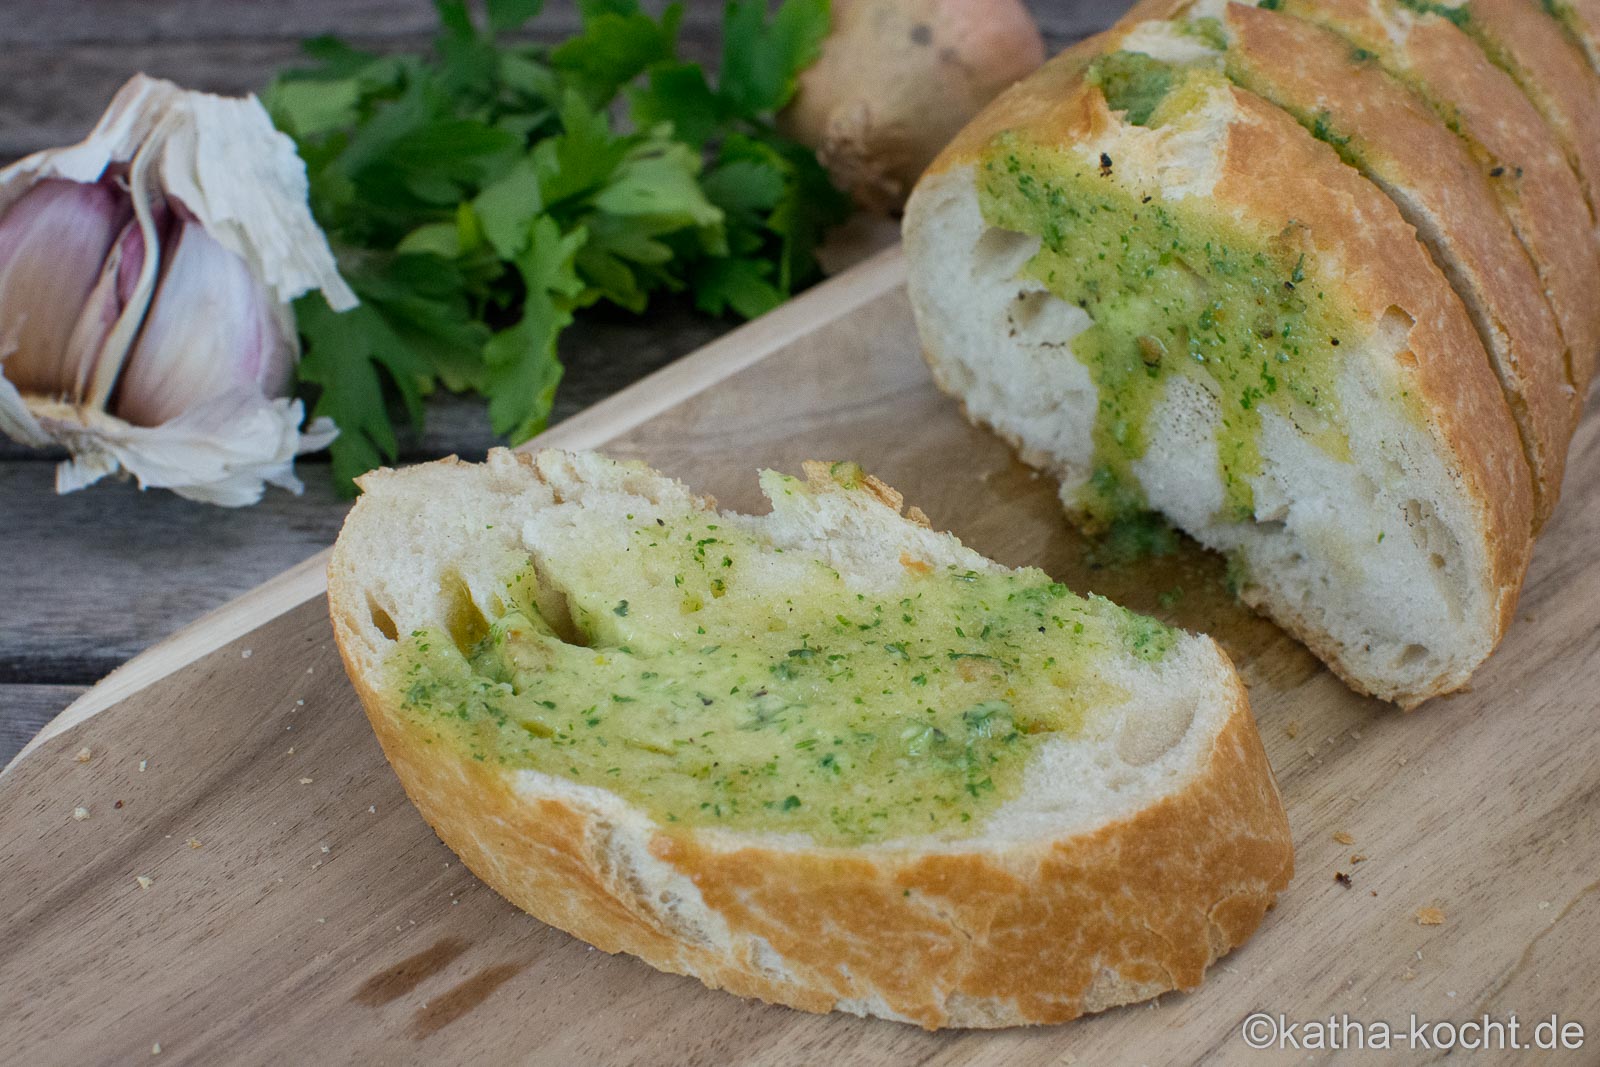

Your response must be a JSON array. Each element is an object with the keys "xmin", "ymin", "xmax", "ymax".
[
  {"xmin": 0, "ymin": 0, "xmax": 1113, "ymax": 47},
  {"xmin": 0, "ymin": 2, "xmax": 1116, "ymax": 161},
  {"xmin": 0, "ymin": 685, "xmax": 85, "ymax": 766},
  {"xmin": 0, "ymin": 0, "xmax": 719, "ymax": 47},
  {"xmin": 0, "ymin": 460, "xmax": 350, "ymax": 685}
]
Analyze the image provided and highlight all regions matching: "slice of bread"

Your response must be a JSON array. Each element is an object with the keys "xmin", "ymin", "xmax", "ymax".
[
  {"xmin": 904, "ymin": 39, "xmax": 1534, "ymax": 706},
  {"xmin": 328, "ymin": 448, "xmax": 1293, "ymax": 1028},
  {"xmin": 1269, "ymin": 0, "xmax": 1600, "ymax": 398}
]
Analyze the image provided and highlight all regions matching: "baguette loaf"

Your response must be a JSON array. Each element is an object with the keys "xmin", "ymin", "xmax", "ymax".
[
  {"xmin": 328, "ymin": 448, "xmax": 1293, "ymax": 1028},
  {"xmin": 904, "ymin": 38, "xmax": 1534, "ymax": 706}
]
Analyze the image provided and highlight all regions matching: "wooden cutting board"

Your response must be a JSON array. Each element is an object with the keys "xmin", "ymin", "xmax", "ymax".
[{"xmin": 3, "ymin": 247, "xmax": 1597, "ymax": 1066}]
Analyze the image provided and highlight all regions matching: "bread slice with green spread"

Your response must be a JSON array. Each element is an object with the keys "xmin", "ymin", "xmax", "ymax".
[
  {"xmin": 903, "ymin": 39, "xmax": 1534, "ymax": 706},
  {"xmin": 328, "ymin": 448, "xmax": 1293, "ymax": 1029}
]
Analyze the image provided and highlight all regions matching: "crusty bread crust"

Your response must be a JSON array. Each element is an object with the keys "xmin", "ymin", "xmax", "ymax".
[
  {"xmin": 327, "ymin": 451, "xmax": 1295, "ymax": 1028},
  {"xmin": 915, "ymin": 35, "xmax": 1534, "ymax": 706},
  {"xmin": 1464, "ymin": 0, "xmax": 1600, "ymax": 227},
  {"xmin": 1274, "ymin": 0, "xmax": 1600, "ymax": 398}
]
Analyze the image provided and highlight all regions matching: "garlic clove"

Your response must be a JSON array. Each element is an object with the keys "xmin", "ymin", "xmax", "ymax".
[
  {"xmin": 64, "ymin": 195, "xmax": 168, "ymax": 405},
  {"xmin": 0, "ymin": 178, "xmax": 131, "ymax": 397},
  {"xmin": 112, "ymin": 214, "xmax": 293, "ymax": 428}
]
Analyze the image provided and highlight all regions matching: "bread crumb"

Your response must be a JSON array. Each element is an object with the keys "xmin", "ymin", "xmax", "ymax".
[
  {"xmin": 1351, "ymin": 853, "xmax": 1367, "ymax": 864},
  {"xmin": 72, "ymin": 806, "xmax": 90, "ymax": 821},
  {"xmin": 1416, "ymin": 906, "xmax": 1445, "ymax": 926},
  {"xmin": 286, "ymin": 747, "xmax": 295, "ymax": 755},
  {"xmin": 898, "ymin": 551, "xmax": 933, "ymax": 574},
  {"xmin": 74, "ymin": 747, "xmax": 92, "ymax": 763},
  {"xmin": 187, "ymin": 838, "xmax": 202, "ymax": 850},
  {"xmin": 1333, "ymin": 830, "xmax": 1355, "ymax": 845},
  {"xmin": 135, "ymin": 875, "xmax": 153, "ymax": 890},
  {"xmin": 299, "ymin": 778, "xmax": 314, "ymax": 785},
  {"xmin": 1334, "ymin": 871, "xmax": 1352, "ymax": 888},
  {"xmin": 114, "ymin": 799, "xmax": 124, "ymax": 809},
  {"xmin": 1285, "ymin": 720, "xmax": 1300, "ymax": 739}
]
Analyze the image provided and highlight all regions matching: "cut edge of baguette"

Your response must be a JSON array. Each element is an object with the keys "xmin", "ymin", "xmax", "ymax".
[
  {"xmin": 327, "ymin": 448, "xmax": 1293, "ymax": 1029},
  {"xmin": 904, "ymin": 38, "xmax": 1533, "ymax": 707}
]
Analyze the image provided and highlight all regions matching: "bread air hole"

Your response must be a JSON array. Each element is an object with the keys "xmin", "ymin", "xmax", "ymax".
[
  {"xmin": 1395, "ymin": 643, "xmax": 1431, "ymax": 670},
  {"xmin": 441, "ymin": 571, "xmax": 491, "ymax": 655},
  {"xmin": 1116, "ymin": 696, "xmax": 1197, "ymax": 767},
  {"xmin": 1008, "ymin": 287, "xmax": 1080, "ymax": 344},
  {"xmin": 366, "ymin": 595, "xmax": 399, "ymax": 643},
  {"xmin": 972, "ymin": 226, "xmax": 1040, "ymax": 281},
  {"xmin": 523, "ymin": 551, "xmax": 591, "ymax": 648}
]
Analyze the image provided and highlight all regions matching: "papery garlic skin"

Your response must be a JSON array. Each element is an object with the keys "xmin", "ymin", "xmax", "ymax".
[{"xmin": 0, "ymin": 73, "xmax": 355, "ymax": 507}]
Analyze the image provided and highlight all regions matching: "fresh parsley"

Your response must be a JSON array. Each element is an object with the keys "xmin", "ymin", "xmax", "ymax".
[{"xmin": 267, "ymin": 0, "xmax": 845, "ymax": 492}]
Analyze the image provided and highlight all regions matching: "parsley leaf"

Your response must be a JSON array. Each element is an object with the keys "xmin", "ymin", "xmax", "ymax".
[{"xmin": 271, "ymin": 0, "xmax": 843, "ymax": 493}]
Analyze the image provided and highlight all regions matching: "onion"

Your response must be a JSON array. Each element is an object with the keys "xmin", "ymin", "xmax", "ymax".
[{"xmin": 780, "ymin": 0, "xmax": 1046, "ymax": 213}]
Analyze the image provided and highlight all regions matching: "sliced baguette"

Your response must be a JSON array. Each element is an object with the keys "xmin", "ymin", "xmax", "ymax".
[
  {"xmin": 328, "ymin": 448, "xmax": 1293, "ymax": 1028},
  {"xmin": 1268, "ymin": 0, "xmax": 1600, "ymax": 396},
  {"xmin": 1127, "ymin": 0, "xmax": 1577, "ymax": 524},
  {"xmin": 904, "ymin": 39, "xmax": 1534, "ymax": 706}
]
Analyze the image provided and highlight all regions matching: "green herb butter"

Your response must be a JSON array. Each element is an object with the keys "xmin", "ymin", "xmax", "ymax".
[
  {"xmin": 975, "ymin": 72, "xmax": 1352, "ymax": 527},
  {"xmin": 384, "ymin": 488, "xmax": 1177, "ymax": 845}
]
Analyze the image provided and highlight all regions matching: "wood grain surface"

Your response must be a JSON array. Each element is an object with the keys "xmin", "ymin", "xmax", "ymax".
[{"xmin": 1, "ymin": 254, "xmax": 1595, "ymax": 1065}]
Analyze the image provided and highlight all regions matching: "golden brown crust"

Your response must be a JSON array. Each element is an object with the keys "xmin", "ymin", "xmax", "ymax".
[
  {"xmin": 1561, "ymin": 0, "xmax": 1600, "ymax": 75},
  {"xmin": 1466, "ymin": 0, "xmax": 1600, "ymax": 223},
  {"xmin": 1279, "ymin": 0, "xmax": 1600, "ymax": 393},
  {"xmin": 917, "ymin": 30, "xmax": 1534, "ymax": 704},
  {"xmin": 331, "ymin": 599, "xmax": 1292, "ymax": 1028}
]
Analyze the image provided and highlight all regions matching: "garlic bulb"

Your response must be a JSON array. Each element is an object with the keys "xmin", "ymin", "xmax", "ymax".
[{"xmin": 0, "ymin": 74, "xmax": 355, "ymax": 506}]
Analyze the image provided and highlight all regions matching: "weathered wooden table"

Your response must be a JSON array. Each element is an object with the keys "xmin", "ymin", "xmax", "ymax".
[{"xmin": 0, "ymin": 0, "xmax": 1119, "ymax": 763}]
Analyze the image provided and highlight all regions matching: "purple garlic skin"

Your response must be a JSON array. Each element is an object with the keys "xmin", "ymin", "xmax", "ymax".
[{"xmin": 0, "ymin": 179, "xmax": 130, "ymax": 397}]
